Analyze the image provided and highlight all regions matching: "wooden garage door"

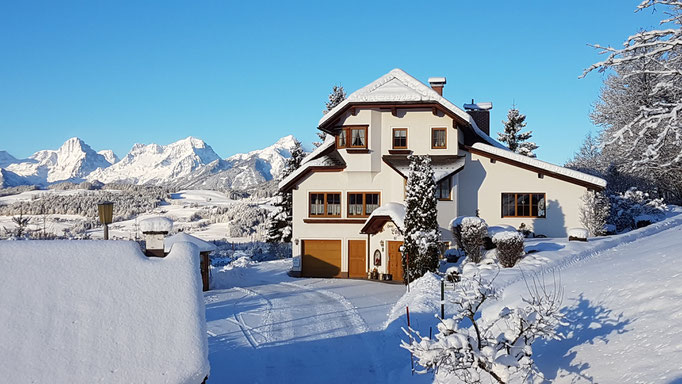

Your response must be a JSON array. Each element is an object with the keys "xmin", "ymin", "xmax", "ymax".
[
  {"xmin": 348, "ymin": 240, "xmax": 366, "ymax": 278},
  {"xmin": 302, "ymin": 240, "xmax": 342, "ymax": 278}
]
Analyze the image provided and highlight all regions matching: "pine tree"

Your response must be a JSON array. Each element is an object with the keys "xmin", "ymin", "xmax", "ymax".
[
  {"xmin": 565, "ymin": 132, "xmax": 604, "ymax": 176},
  {"xmin": 266, "ymin": 139, "xmax": 305, "ymax": 243},
  {"xmin": 314, "ymin": 85, "xmax": 347, "ymax": 147},
  {"xmin": 403, "ymin": 155, "xmax": 441, "ymax": 283},
  {"xmin": 498, "ymin": 106, "xmax": 539, "ymax": 157}
]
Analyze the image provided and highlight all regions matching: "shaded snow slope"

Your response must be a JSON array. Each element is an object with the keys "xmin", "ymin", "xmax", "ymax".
[{"xmin": 0, "ymin": 240, "xmax": 209, "ymax": 383}]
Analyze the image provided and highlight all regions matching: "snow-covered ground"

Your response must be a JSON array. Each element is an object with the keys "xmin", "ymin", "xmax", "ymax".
[
  {"xmin": 207, "ymin": 208, "xmax": 682, "ymax": 383},
  {"xmin": 0, "ymin": 188, "xmax": 271, "ymax": 242}
]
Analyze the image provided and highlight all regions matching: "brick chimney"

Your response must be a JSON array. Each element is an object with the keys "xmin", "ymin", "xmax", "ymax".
[
  {"xmin": 428, "ymin": 77, "xmax": 446, "ymax": 96},
  {"xmin": 463, "ymin": 100, "xmax": 493, "ymax": 136}
]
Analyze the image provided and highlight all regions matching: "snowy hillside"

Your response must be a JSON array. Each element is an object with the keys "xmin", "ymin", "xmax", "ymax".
[
  {"xmin": 4, "ymin": 138, "xmax": 112, "ymax": 186},
  {"xmin": 0, "ymin": 135, "xmax": 299, "ymax": 190}
]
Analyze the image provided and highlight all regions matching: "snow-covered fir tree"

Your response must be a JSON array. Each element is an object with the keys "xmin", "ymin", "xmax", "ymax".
[
  {"xmin": 582, "ymin": 0, "xmax": 682, "ymax": 202},
  {"xmin": 498, "ymin": 106, "xmax": 539, "ymax": 157},
  {"xmin": 314, "ymin": 85, "xmax": 347, "ymax": 147},
  {"xmin": 266, "ymin": 139, "xmax": 305, "ymax": 243},
  {"xmin": 403, "ymin": 155, "xmax": 441, "ymax": 283}
]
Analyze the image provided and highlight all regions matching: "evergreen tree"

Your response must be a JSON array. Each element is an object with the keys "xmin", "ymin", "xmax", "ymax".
[
  {"xmin": 565, "ymin": 132, "xmax": 604, "ymax": 177},
  {"xmin": 579, "ymin": 190, "xmax": 610, "ymax": 237},
  {"xmin": 314, "ymin": 85, "xmax": 347, "ymax": 147},
  {"xmin": 266, "ymin": 139, "xmax": 305, "ymax": 243},
  {"xmin": 403, "ymin": 155, "xmax": 441, "ymax": 283},
  {"xmin": 498, "ymin": 106, "xmax": 539, "ymax": 157}
]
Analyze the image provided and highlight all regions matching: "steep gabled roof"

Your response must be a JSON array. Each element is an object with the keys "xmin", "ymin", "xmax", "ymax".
[
  {"xmin": 278, "ymin": 135, "xmax": 346, "ymax": 192},
  {"xmin": 468, "ymin": 142, "xmax": 607, "ymax": 190},
  {"xmin": 319, "ymin": 68, "xmax": 504, "ymax": 149}
]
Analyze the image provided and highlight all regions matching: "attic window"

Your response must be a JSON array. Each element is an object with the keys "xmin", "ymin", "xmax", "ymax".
[{"xmin": 432, "ymin": 128, "xmax": 447, "ymax": 149}]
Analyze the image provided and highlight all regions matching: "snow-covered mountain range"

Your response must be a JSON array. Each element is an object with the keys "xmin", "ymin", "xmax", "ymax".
[{"xmin": 0, "ymin": 135, "xmax": 299, "ymax": 190}]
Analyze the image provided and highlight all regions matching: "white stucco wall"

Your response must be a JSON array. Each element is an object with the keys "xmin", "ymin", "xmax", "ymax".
[
  {"xmin": 291, "ymin": 107, "xmax": 460, "ymax": 272},
  {"xmin": 457, "ymin": 151, "xmax": 590, "ymax": 238}
]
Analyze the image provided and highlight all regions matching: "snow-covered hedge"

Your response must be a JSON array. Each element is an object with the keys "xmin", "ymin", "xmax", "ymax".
[
  {"xmin": 493, "ymin": 231, "xmax": 525, "ymax": 268},
  {"xmin": 609, "ymin": 187, "xmax": 666, "ymax": 232},
  {"xmin": 460, "ymin": 217, "xmax": 487, "ymax": 263}
]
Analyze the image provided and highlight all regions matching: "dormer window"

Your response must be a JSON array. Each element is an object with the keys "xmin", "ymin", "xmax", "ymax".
[
  {"xmin": 432, "ymin": 128, "xmax": 447, "ymax": 149},
  {"xmin": 336, "ymin": 126, "xmax": 368, "ymax": 149},
  {"xmin": 337, "ymin": 130, "xmax": 347, "ymax": 148},
  {"xmin": 392, "ymin": 128, "xmax": 407, "ymax": 149}
]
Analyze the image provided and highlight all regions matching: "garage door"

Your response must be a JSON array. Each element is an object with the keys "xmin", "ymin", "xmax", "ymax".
[{"xmin": 302, "ymin": 240, "xmax": 342, "ymax": 278}]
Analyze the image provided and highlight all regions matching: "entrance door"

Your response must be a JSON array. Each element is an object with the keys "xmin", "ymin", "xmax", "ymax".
[
  {"xmin": 387, "ymin": 241, "xmax": 404, "ymax": 282},
  {"xmin": 348, "ymin": 240, "xmax": 366, "ymax": 278}
]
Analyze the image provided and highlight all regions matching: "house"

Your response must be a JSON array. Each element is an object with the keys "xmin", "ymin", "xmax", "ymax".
[
  {"xmin": 0, "ymin": 240, "xmax": 210, "ymax": 383},
  {"xmin": 279, "ymin": 68, "xmax": 606, "ymax": 279}
]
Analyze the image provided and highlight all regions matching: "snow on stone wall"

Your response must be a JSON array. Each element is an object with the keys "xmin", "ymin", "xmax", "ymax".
[{"xmin": 0, "ymin": 240, "xmax": 209, "ymax": 383}]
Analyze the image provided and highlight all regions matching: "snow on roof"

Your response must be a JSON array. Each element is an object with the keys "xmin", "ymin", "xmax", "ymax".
[
  {"xmin": 278, "ymin": 135, "xmax": 344, "ymax": 191},
  {"xmin": 165, "ymin": 232, "xmax": 217, "ymax": 253},
  {"xmin": 363, "ymin": 202, "xmax": 406, "ymax": 233},
  {"xmin": 383, "ymin": 155, "xmax": 465, "ymax": 182},
  {"xmin": 318, "ymin": 69, "xmax": 504, "ymax": 149},
  {"xmin": 0, "ymin": 240, "xmax": 209, "ymax": 383},
  {"xmin": 470, "ymin": 142, "xmax": 608, "ymax": 188},
  {"xmin": 139, "ymin": 216, "xmax": 173, "ymax": 233},
  {"xmin": 463, "ymin": 102, "xmax": 493, "ymax": 110}
]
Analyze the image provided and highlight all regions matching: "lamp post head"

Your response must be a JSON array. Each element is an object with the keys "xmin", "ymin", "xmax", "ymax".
[{"xmin": 97, "ymin": 202, "xmax": 114, "ymax": 225}]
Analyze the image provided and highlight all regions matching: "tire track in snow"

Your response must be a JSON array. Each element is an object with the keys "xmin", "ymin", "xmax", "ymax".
[{"xmin": 232, "ymin": 286, "xmax": 274, "ymax": 349}]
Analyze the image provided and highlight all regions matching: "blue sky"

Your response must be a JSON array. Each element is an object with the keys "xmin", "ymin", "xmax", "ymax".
[{"xmin": 0, "ymin": 1, "xmax": 663, "ymax": 164}]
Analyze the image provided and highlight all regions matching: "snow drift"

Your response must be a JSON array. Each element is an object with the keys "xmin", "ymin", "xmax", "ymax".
[{"xmin": 0, "ymin": 240, "xmax": 209, "ymax": 383}]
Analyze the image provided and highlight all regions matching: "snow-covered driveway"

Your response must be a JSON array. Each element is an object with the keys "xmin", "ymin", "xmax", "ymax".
[{"xmin": 204, "ymin": 260, "xmax": 407, "ymax": 383}]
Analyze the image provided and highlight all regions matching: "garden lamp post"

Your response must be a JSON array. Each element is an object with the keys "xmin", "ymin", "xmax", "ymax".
[{"xmin": 97, "ymin": 202, "xmax": 114, "ymax": 240}]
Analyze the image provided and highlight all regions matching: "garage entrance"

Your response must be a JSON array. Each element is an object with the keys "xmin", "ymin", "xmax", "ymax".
[{"xmin": 301, "ymin": 240, "xmax": 342, "ymax": 278}]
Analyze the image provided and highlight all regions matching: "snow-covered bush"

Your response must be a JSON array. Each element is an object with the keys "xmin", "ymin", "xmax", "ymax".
[
  {"xmin": 493, "ymin": 231, "xmax": 524, "ymax": 268},
  {"xmin": 450, "ymin": 216, "xmax": 466, "ymax": 251},
  {"xmin": 608, "ymin": 187, "xmax": 666, "ymax": 232},
  {"xmin": 460, "ymin": 217, "xmax": 487, "ymax": 263},
  {"xmin": 402, "ymin": 272, "xmax": 564, "ymax": 383},
  {"xmin": 568, "ymin": 228, "xmax": 589, "ymax": 241},
  {"xmin": 579, "ymin": 190, "xmax": 610, "ymax": 237}
]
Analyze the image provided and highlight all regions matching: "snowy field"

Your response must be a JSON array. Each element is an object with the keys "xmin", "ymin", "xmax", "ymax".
[
  {"xmin": 207, "ymin": 208, "xmax": 682, "ymax": 383},
  {"xmin": 0, "ymin": 188, "xmax": 270, "ymax": 242}
]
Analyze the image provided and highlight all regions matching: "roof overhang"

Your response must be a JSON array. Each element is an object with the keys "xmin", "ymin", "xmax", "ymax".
[
  {"xmin": 319, "ymin": 102, "xmax": 470, "ymax": 134},
  {"xmin": 382, "ymin": 155, "xmax": 466, "ymax": 182},
  {"xmin": 465, "ymin": 145, "xmax": 607, "ymax": 190},
  {"xmin": 360, "ymin": 215, "xmax": 396, "ymax": 235}
]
